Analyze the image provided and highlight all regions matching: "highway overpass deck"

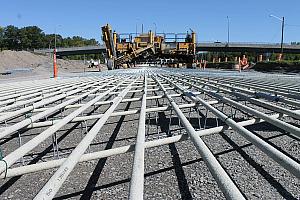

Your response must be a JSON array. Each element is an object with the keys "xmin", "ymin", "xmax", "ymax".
[{"xmin": 34, "ymin": 42, "xmax": 300, "ymax": 56}]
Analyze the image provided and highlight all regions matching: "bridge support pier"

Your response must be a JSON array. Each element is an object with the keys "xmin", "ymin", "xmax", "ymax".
[
  {"xmin": 258, "ymin": 54, "xmax": 263, "ymax": 62},
  {"xmin": 277, "ymin": 53, "xmax": 283, "ymax": 61}
]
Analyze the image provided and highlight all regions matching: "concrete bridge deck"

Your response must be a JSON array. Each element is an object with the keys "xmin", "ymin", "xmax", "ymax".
[{"xmin": 34, "ymin": 42, "xmax": 300, "ymax": 56}]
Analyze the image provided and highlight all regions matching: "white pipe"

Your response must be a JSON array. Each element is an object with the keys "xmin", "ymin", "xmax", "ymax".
[
  {"xmin": 153, "ymin": 75, "xmax": 245, "ymax": 200},
  {"xmin": 0, "ymin": 111, "xmax": 292, "ymax": 179},
  {"xmin": 0, "ymin": 79, "xmax": 124, "ymax": 175},
  {"xmin": 129, "ymin": 75, "xmax": 147, "ymax": 200},
  {"xmin": 168, "ymin": 75, "xmax": 300, "ymax": 178},
  {"xmin": 34, "ymin": 78, "xmax": 137, "ymax": 200},
  {"xmin": 0, "ymin": 79, "xmax": 108, "ymax": 123},
  {"xmin": 0, "ymin": 78, "xmax": 115, "ymax": 139}
]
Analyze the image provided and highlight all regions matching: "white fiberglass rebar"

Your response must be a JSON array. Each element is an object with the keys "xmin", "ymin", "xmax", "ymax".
[
  {"xmin": 175, "ymin": 75, "xmax": 300, "ymax": 138},
  {"xmin": 185, "ymin": 75, "xmax": 300, "ymax": 120},
  {"xmin": 166, "ymin": 75, "xmax": 300, "ymax": 178},
  {"xmin": 0, "ymin": 67, "xmax": 299, "ymax": 199},
  {"xmin": 34, "ymin": 78, "xmax": 137, "ymax": 200},
  {"xmin": 0, "ymin": 78, "xmax": 107, "ymax": 123},
  {"xmin": 152, "ymin": 75, "xmax": 245, "ymax": 200},
  {"xmin": 129, "ymin": 74, "xmax": 147, "ymax": 200},
  {"xmin": 0, "ymin": 78, "xmax": 123, "ymax": 176},
  {"xmin": 0, "ymin": 110, "xmax": 295, "ymax": 179},
  {"xmin": 189, "ymin": 75, "xmax": 300, "ymax": 108},
  {"xmin": 0, "ymin": 78, "xmax": 115, "ymax": 139}
]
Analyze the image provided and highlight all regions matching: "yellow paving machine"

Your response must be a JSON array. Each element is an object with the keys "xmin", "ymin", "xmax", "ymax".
[{"xmin": 101, "ymin": 24, "xmax": 196, "ymax": 69}]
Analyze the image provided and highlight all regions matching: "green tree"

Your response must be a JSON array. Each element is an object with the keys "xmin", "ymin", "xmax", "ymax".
[
  {"xmin": 19, "ymin": 27, "xmax": 30, "ymax": 49},
  {"xmin": 22, "ymin": 26, "xmax": 45, "ymax": 49},
  {"xmin": 54, "ymin": 34, "xmax": 63, "ymax": 48},
  {"xmin": 1, "ymin": 25, "xmax": 100, "ymax": 50},
  {"xmin": 85, "ymin": 38, "xmax": 98, "ymax": 46},
  {"xmin": 3, "ymin": 25, "xmax": 20, "ymax": 50},
  {"xmin": 0, "ymin": 26, "xmax": 4, "ymax": 51}
]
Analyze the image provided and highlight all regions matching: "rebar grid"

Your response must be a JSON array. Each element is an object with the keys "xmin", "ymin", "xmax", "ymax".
[{"xmin": 0, "ymin": 68, "xmax": 299, "ymax": 199}]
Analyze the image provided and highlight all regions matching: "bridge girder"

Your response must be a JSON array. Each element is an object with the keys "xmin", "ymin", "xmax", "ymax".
[{"xmin": 34, "ymin": 43, "xmax": 300, "ymax": 57}]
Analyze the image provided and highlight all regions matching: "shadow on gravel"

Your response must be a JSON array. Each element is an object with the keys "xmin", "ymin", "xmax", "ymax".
[
  {"xmin": 76, "ymin": 93, "xmax": 136, "ymax": 200},
  {"xmin": 246, "ymin": 121, "xmax": 291, "ymax": 132},
  {"xmin": 146, "ymin": 116, "xmax": 237, "ymax": 130},
  {"xmin": 0, "ymin": 121, "xmax": 82, "ymax": 195},
  {"xmin": 52, "ymin": 130, "xmax": 292, "ymax": 199},
  {"xmin": 246, "ymin": 122, "xmax": 300, "ymax": 163},
  {"xmin": 0, "ymin": 110, "xmax": 62, "ymax": 145},
  {"xmin": 220, "ymin": 132, "xmax": 297, "ymax": 200},
  {"xmin": 156, "ymin": 108, "xmax": 193, "ymax": 200},
  {"xmin": 0, "ymin": 104, "xmax": 102, "ymax": 196}
]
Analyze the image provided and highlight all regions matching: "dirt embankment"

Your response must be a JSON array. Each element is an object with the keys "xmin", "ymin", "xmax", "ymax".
[{"xmin": 0, "ymin": 50, "xmax": 106, "ymax": 80}]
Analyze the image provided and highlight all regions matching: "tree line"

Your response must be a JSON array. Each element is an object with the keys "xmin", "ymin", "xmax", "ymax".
[{"xmin": 0, "ymin": 25, "xmax": 99, "ymax": 51}]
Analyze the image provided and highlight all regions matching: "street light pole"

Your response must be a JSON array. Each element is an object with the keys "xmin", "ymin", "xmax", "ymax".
[
  {"xmin": 153, "ymin": 23, "xmax": 157, "ymax": 36},
  {"xmin": 54, "ymin": 28, "xmax": 56, "ymax": 51},
  {"xmin": 135, "ymin": 18, "xmax": 140, "ymax": 37},
  {"xmin": 135, "ymin": 23, "xmax": 137, "ymax": 37},
  {"xmin": 227, "ymin": 16, "xmax": 230, "ymax": 46},
  {"xmin": 280, "ymin": 17, "xmax": 285, "ymax": 54},
  {"xmin": 54, "ymin": 25, "xmax": 62, "ymax": 51},
  {"xmin": 270, "ymin": 14, "xmax": 285, "ymax": 55}
]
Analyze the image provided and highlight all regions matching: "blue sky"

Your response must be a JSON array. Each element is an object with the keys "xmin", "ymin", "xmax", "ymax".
[{"xmin": 1, "ymin": 0, "xmax": 300, "ymax": 43}]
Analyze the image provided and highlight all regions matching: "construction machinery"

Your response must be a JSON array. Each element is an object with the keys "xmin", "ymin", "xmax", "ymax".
[{"xmin": 101, "ymin": 24, "xmax": 196, "ymax": 69}]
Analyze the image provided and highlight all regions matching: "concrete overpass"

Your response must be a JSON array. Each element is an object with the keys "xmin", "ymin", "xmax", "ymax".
[
  {"xmin": 198, "ymin": 42, "xmax": 300, "ymax": 53},
  {"xmin": 34, "ymin": 42, "xmax": 300, "ymax": 56},
  {"xmin": 34, "ymin": 45, "xmax": 106, "ymax": 56}
]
